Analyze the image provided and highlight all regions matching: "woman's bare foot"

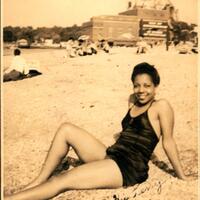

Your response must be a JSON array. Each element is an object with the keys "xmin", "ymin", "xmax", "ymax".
[{"xmin": 22, "ymin": 158, "xmax": 72, "ymax": 190}]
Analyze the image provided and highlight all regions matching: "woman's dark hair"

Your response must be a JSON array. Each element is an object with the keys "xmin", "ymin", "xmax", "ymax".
[
  {"xmin": 131, "ymin": 62, "xmax": 160, "ymax": 86},
  {"xmin": 14, "ymin": 48, "xmax": 21, "ymax": 56}
]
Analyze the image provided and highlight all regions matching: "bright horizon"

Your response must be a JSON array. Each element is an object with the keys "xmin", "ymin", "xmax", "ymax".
[{"xmin": 3, "ymin": 0, "xmax": 198, "ymax": 28}]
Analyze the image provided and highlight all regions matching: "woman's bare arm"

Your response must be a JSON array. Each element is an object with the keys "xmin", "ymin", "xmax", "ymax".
[{"xmin": 158, "ymin": 99, "xmax": 187, "ymax": 179}]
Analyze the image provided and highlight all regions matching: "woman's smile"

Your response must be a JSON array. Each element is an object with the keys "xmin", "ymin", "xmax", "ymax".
[{"xmin": 133, "ymin": 74, "xmax": 156, "ymax": 104}]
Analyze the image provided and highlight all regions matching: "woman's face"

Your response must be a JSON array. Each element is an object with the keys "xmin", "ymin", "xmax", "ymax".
[{"xmin": 133, "ymin": 73, "xmax": 156, "ymax": 104}]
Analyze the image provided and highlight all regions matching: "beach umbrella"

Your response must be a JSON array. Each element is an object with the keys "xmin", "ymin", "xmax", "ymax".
[{"xmin": 78, "ymin": 35, "xmax": 90, "ymax": 41}]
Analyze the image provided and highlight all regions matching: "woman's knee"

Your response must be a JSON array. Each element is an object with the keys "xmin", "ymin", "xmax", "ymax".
[{"xmin": 57, "ymin": 122, "xmax": 76, "ymax": 139}]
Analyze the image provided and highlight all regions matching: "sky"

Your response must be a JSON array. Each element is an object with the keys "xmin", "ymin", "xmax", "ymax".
[{"xmin": 3, "ymin": 0, "xmax": 198, "ymax": 28}]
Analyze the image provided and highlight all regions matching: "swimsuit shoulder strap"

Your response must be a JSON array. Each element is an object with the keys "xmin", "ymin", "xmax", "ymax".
[
  {"xmin": 129, "ymin": 99, "xmax": 155, "ymax": 118},
  {"xmin": 146, "ymin": 99, "xmax": 155, "ymax": 111}
]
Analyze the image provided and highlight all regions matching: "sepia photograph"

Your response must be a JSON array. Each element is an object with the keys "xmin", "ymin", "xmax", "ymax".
[{"xmin": 2, "ymin": 0, "xmax": 199, "ymax": 199}]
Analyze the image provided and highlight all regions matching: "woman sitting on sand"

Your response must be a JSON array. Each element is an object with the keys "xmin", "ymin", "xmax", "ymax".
[
  {"xmin": 3, "ymin": 48, "xmax": 29, "ymax": 82},
  {"xmin": 5, "ymin": 62, "xmax": 191, "ymax": 200}
]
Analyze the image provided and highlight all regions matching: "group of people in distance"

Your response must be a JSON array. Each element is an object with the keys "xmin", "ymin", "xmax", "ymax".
[
  {"xmin": 136, "ymin": 36, "xmax": 198, "ymax": 55},
  {"xmin": 65, "ymin": 38, "xmax": 110, "ymax": 58}
]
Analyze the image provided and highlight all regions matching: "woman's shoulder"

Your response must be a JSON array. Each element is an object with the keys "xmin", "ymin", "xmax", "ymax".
[
  {"xmin": 154, "ymin": 98, "xmax": 171, "ymax": 106},
  {"xmin": 153, "ymin": 98, "xmax": 174, "ymax": 114}
]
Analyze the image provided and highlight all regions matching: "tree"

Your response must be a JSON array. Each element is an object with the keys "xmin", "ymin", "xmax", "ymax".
[
  {"xmin": 171, "ymin": 21, "xmax": 195, "ymax": 44},
  {"xmin": 52, "ymin": 33, "xmax": 61, "ymax": 43},
  {"xmin": 3, "ymin": 30, "xmax": 14, "ymax": 42},
  {"xmin": 3, "ymin": 26, "xmax": 17, "ymax": 42},
  {"xmin": 3, "ymin": 24, "xmax": 85, "ymax": 43}
]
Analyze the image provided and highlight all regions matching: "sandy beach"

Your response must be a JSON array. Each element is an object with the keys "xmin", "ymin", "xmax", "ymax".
[{"xmin": 3, "ymin": 46, "xmax": 198, "ymax": 199}]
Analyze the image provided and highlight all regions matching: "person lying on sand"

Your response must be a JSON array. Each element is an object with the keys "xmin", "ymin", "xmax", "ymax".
[
  {"xmin": 3, "ymin": 48, "xmax": 29, "ymax": 82},
  {"xmin": 3, "ymin": 48, "xmax": 42, "ymax": 82},
  {"xmin": 176, "ymin": 41, "xmax": 197, "ymax": 54},
  {"xmin": 4, "ymin": 62, "xmax": 193, "ymax": 200}
]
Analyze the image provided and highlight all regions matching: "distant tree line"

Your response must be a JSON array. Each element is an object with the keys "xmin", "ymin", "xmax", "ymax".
[
  {"xmin": 3, "ymin": 21, "xmax": 197, "ymax": 44},
  {"xmin": 170, "ymin": 21, "xmax": 197, "ymax": 44},
  {"xmin": 3, "ymin": 25, "xmax": 83, "ymax": 43}
]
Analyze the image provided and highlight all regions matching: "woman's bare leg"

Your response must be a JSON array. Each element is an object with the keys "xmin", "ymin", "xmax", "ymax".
[
  {"xmin": 26, "ymin": 122, "xmax": 107, "ymax": 188},
  {"xmin": 5, "ymin": 159, "xmax": 123, "ymax": 200}
]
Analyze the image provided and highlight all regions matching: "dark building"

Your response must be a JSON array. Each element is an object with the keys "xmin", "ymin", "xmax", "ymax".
[
  {"xmin": 80, "ymin": 7, "xmax": 171, "ymax": 45},
  {"xmin": 81, "ymin": 15, "xmax": 139, "ymax": 46}
]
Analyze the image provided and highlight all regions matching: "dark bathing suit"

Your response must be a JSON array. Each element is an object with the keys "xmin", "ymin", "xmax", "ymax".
[{"xmin": 106, "ymin": 101, "xmax": 159, "ymax": 186}]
